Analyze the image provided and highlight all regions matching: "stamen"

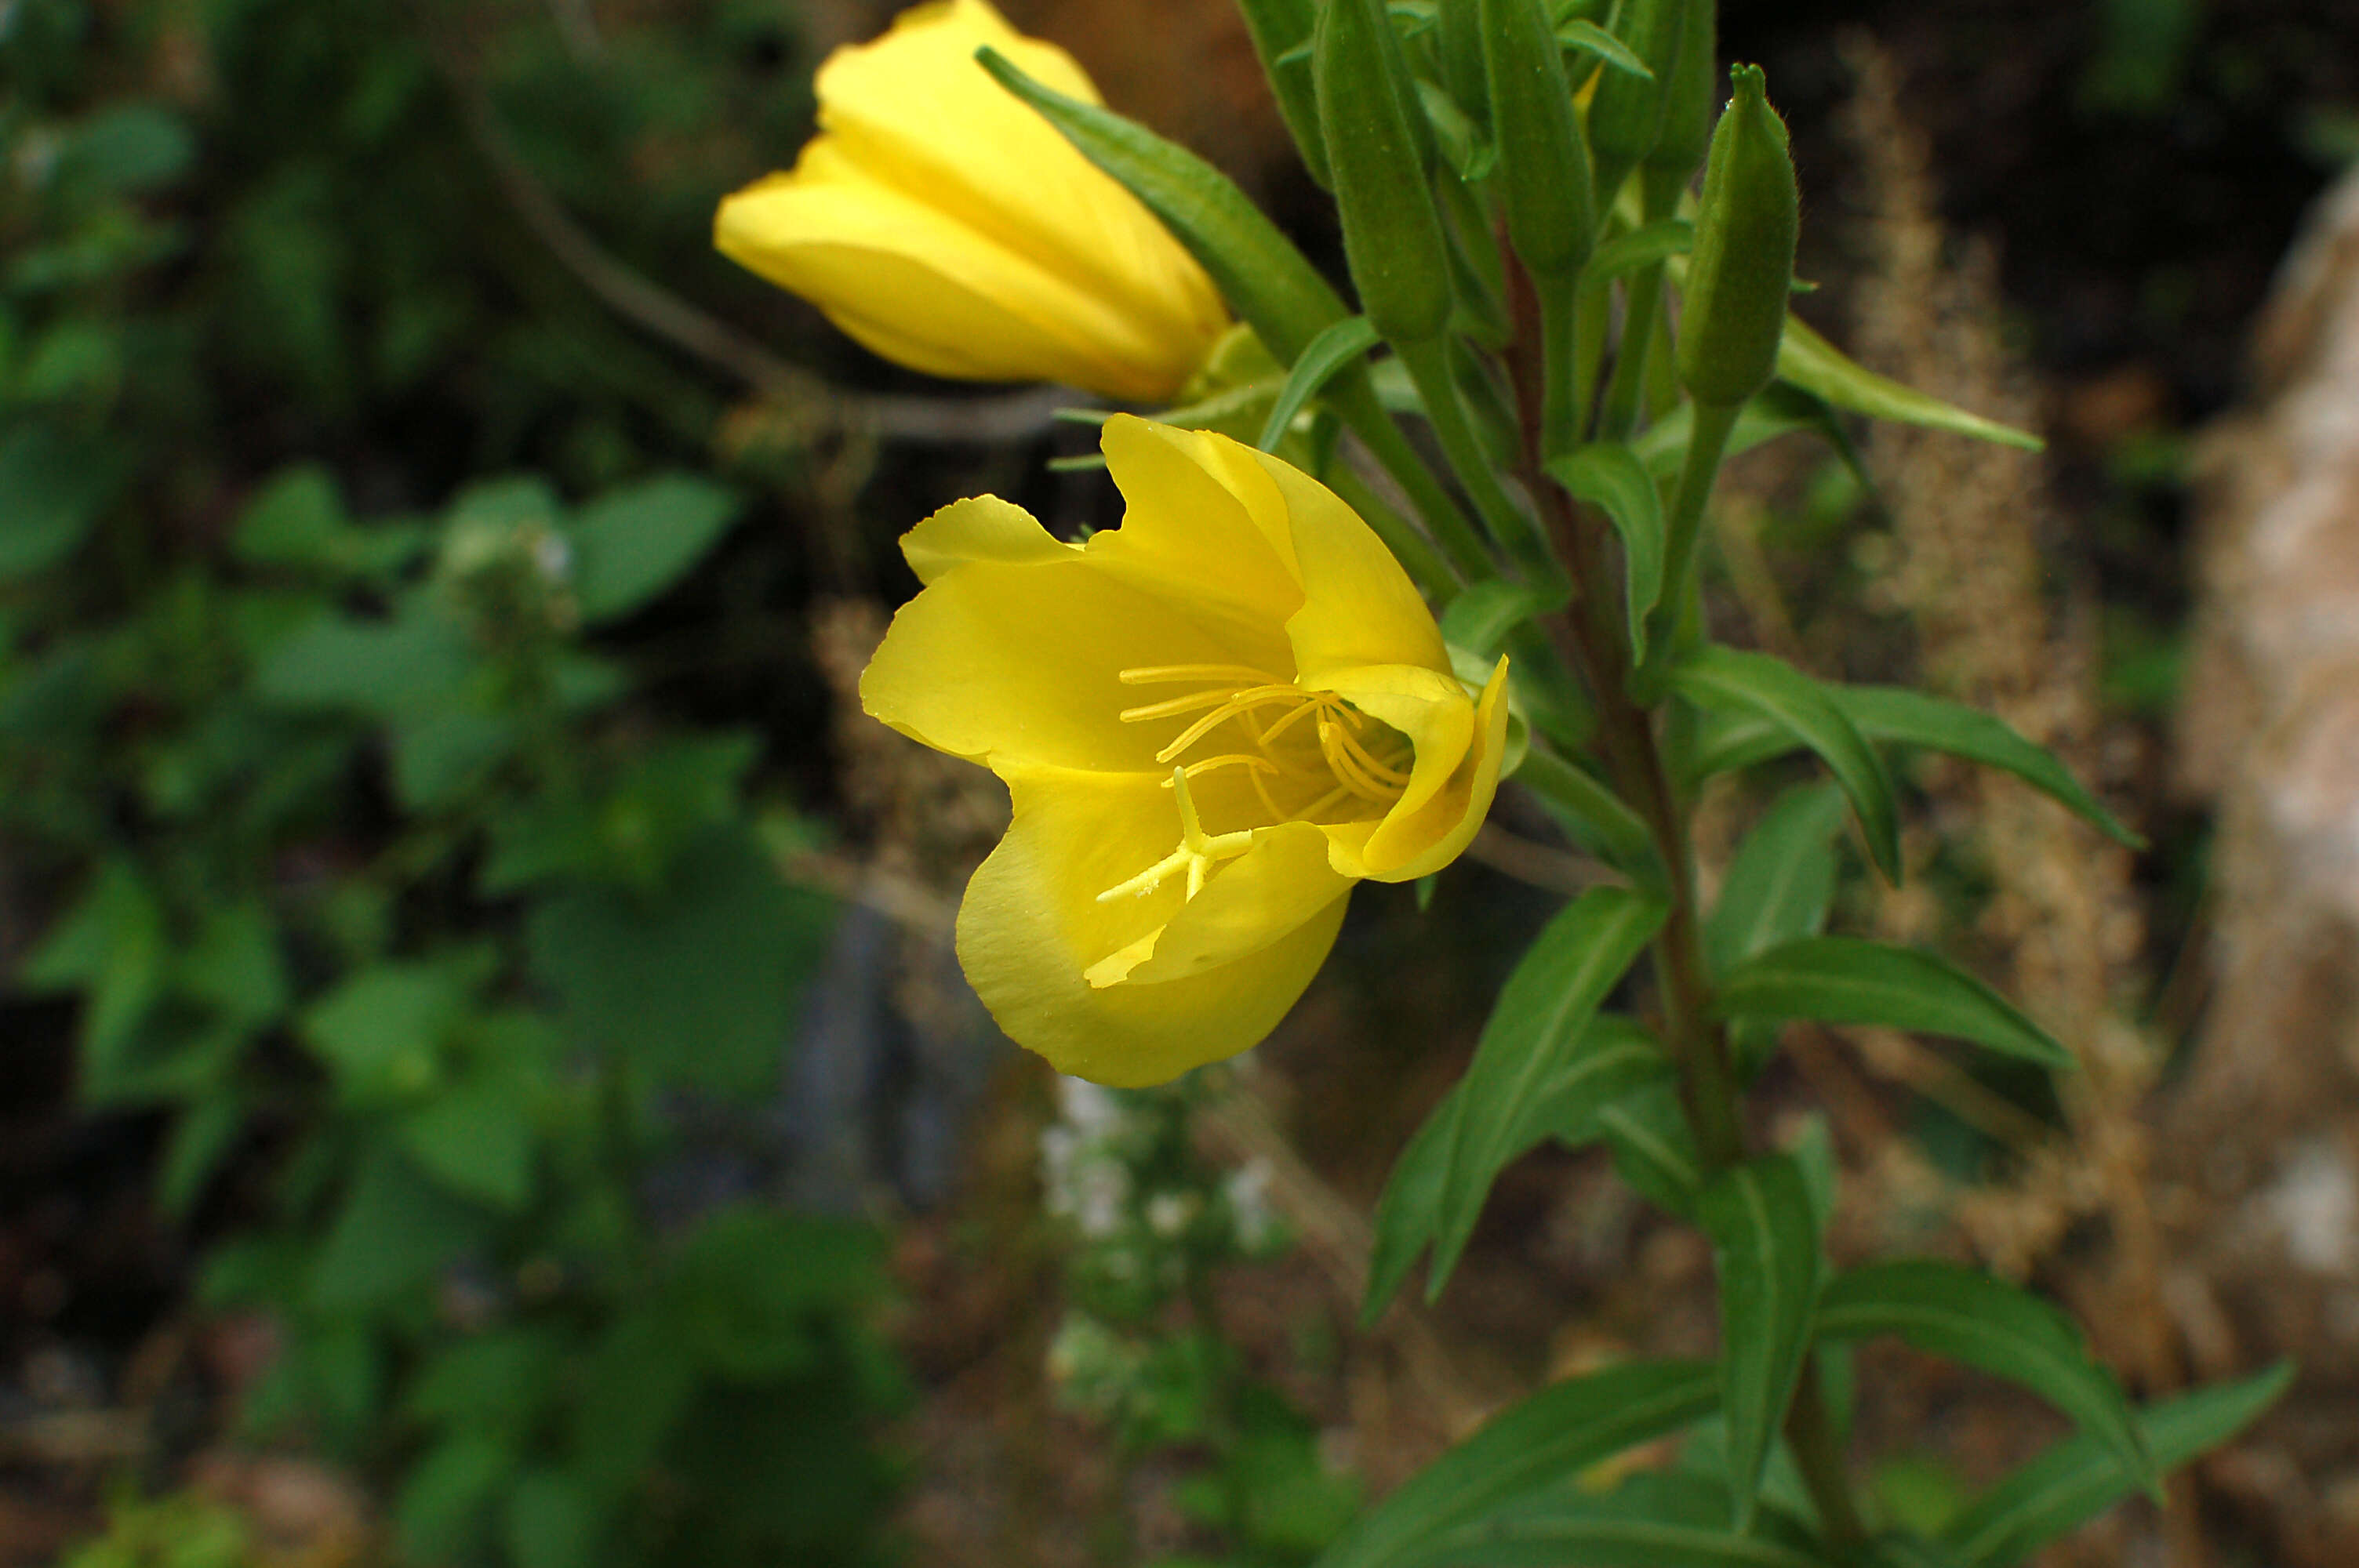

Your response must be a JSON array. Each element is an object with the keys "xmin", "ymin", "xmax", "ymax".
[
  {"xmin": 1118, "ymin": 663, "xmax": 1287, "ymax": 687},
  {"xmin": 1154, "ymin": 686, "xmax": 1304, "ymax": 762}
]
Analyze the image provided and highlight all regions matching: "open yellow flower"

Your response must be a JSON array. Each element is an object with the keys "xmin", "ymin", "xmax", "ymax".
[
  {"xmin": 714, "ymin": 0, "xmax": 1230, "ymax": 403},
  {"xmin": 862, "ymin": 416, "xmax": 1511, "ymax": 1085}
]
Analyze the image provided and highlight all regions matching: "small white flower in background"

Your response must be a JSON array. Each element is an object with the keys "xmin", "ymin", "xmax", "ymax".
[
  {"xmin": 1056, "ymin": 1076, "xmax": 1126, "ymax": 1138},
  {"xmin": 1225, "ymin": 1158, "xmax": 1280, "ymax": 1254},
  {"xmin": 1144, "ymin": 1189, "xmax": 1199, "ymax": 1240}
]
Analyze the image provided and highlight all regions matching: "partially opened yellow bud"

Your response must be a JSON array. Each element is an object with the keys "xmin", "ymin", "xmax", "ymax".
[
  {"xmin": 715, "ymin": 0, "xmax": 1230, "ymax": 402},
  {"xmin": 862, "ymin": 416, "xmax": 1511, "ymax": 1086}
]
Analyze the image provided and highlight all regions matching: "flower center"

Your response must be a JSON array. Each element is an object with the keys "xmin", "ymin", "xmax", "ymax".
[{"xmin": 1093, "ymin": 663, "xmax": 1413, "ymax": 906}]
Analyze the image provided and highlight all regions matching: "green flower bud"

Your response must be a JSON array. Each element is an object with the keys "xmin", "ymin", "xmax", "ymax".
[
  {"xmin": 1675, "ymin": 64, "xmax": 1797, "ymax": 408},
  {"xmin": 1642, "ymin": 0, "xmax": 1715, "ymax": 187},
  {"xmin": 1314, "ymin": 0, "xmax": 1455, "ymax": 343},
  {"xmin": 1585, "ymin": 0, "xmax": 1686, "ymax": 205},
  {"xmin": 1481, "ymin": 0, "xmax": 1594, "ymax": 280},
  {"xmin": 1233, "ymin": 0, "xmax": 1331, "ymax": 188}
]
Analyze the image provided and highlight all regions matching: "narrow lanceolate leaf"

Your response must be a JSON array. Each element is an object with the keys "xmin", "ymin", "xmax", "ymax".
[
  {"xmin": 1432, "ymin": 886, "xmax": 1667, "ymax": 1300},
  {"xmin": 1545, "ymin": 444, "xmax": 1664, "ymax": 661},
  {"xmin": 1941, "ymin": 1363, "xmax": 2293, "ymax": 1567},
  {"xmin": 1558, "ymin": 18, "xmax": 1653, "ymax": 78},
  {"xmin": 1365, "ymin": 1018, "xmax": 1670, "ymax": 1320},
  {"xmin": 1233, "ymin": 0, "xmax": 1329, "ymax": 185},
  {"xmin": 1259, "ymin": 315, "xmax": 1383, "ymax": 451},
  {"xmin": 1818, "ymin": 1261, "xmax": 2154, "ymax": 1494},
  {"xmin": 1704, "ymin": 783, "xmax": 1845, "ymax": 979},
  {"xmin": 1717, "ymin": 936, "xmax": 2075, "ymax": 1072},
  {"xmin": 1778, "ymin": 314, "xmax": 2042, "ymax": 451},
  {"xmin": 1411, "ymin": 1473, "xmax": 1826, "ymax": 1568},
  {"xmin": 1834, "ymin": 685, "xmax": 2144, "ymax": 849},
  {"xmin": 1599, "ymin": 1076, "xmax": 1705, "ymax": 1216},
  {"xmin": 1314, "ymin": 1360, "xmax": 1719, "ymax": 1568},
  {"xmin": 1697, "ymin": 1154, "xmax": 1826, "ymax": 1530},
  {"xmin": 979, "ymin": 50, "xmax": 1347, "ymax": 361},
  {"xmin": 1670, "ymin": 645, "xmax": 1902, "ymax": 882},
  {"xmin": 1584, "ymin": 218, "xmax": 1694, "ymax": 283}
]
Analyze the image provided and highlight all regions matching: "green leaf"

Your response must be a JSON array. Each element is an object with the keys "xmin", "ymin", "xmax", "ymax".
[
  {"xmin": 405, "ymin": 1329, "xmax": 566, "ymax": 1432},
  {"xmin": 1598, "ymin": 1075, "xmax": 1705, "ymax": 1215},
  {"xmin": 980, "ymin": 49, "xmax": 1350, "ymax": 364},
  {"xmin": 58, "ymin": 103, "xmax": 195, "ymax": 195},
  {"xmin": 1259, "ymin": 315, "xmax": 1383, "ymax": 451},
  {"xmin": 176, "ymin": 902, "xmax": 291, "ymax": 1027},
  {"xmin": 1545, "ymin": 443, "xmax": 1663, "ymax": 659},
  {"xmin": 505, "ymin": 1469, "xmax": 602, "ymax": 1568},
  {"xmin": 1717, "ymin": 936, "xmax": 2074, "ymax": 1072},
  {"xmin": 1441, "ymin": 577, "xmax": 1565, "ymax": 660},
  {"xmin": 1584, "ymin": 219, "xmax": 1693, "ymax": 283},
  {"xmin": 1697, "ymin": 1154, "xmax": 1825, "ymax": 1530},
  {"xmin": 1432, "ymin": 887, "xmax": 1667, "ymax": 1299},
  {"xmin": 253, "ymin": 594, "xmax": 475, "ymax": 715},
  {"xmin": 301, "ymin": 962, "xmax": 464, "ymax": 1105},
  {"xmin": 396, "ymin": 1432, "xmax": 515, "ymax": 1565},
  {"xmin": 398, "ymin": 1066, "xmax": 536, "ymax": 1211},
  {"xmin": 1777, "ymin": 315, "xmax": 2041, "ymax": 452},
  {"xmin": 310, "ymin": 1149, "xmax": 493, "ymax": 1308},
  {"xmin": 1834, "ymin": 686, "xmax": 2143, "ymax": 849},
  {"xmin": 1817, "ymin": 1261, "xmax": 2154, "ymax": 1497},
  {"xmin": 158, "ymin": 1096, "xmax": 246, "ymax": 1217},
  {"xmin": 528, "ymin": 828, "xmax": 834, "ymax": 1096},
  {"xmin": 1558, "ymin": 18, "xmax": 1653, "ymax": 77},
  {"xmin": 0, "ymin": 421, "xmax": 128, "ymax": 579},
  {"xmin": 1941, "ymin": 1363, "xmax": 2293, "ymax": 1566},
  {"xmin": 1670, "ymin": 646, "xmax": 1901, "ymax": 881},
  {"xmin": 1687, "ymin": 684, "xmax": 2141, "ymax": 858},
  {"xmin": 566, "ymin": 474, "xmax": 743, "ymax": 624},
  {"xmin": 1635, "ymin": 381, "xmax": 1867, "ymax": 484},
  {"xmin": 231, "ymin": 464, "xmax": 347, "ymax": 569},
  {"xmin": 669, "ymin": 1207, "xmax": 885, "ymax": 1381},
  {"xmin": 1705, "ymin": 783, "xmax": 1845, "ymax": 980},
  {"xmin": 1410, "ymin": 1472, "xmax": 1825, "ymax": 1568},
  {"xmin": 571, "ymin": 1307, "xmax": 700, "ymax": 1491},
  {"xmin": 1314, "ymin": 1360, "xmax": 1718, "ymax": 1568},
  {"xmin": 1365, "ymin": 1018, "xmax": 1668, "ymax": 1319}
]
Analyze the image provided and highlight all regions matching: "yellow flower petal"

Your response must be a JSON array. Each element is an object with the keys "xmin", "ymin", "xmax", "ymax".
[
  {"xmin": 714, "ymin": 153, "xmax": 1194, "ymax": 401},
  {"xmin": 860, "ymin": 535, "xmax": 1292, "ymax": 773},
  {"xmin": 1086, "ymin": 416, "xmax": 1305, "ymax": 637},
  {"xmin": 1346, "ymin": 655, "xmax": 1514, "ymax": 881},
  {"xmin": 899, "ymin": 494, "xmax": 1076, "ymax": 586},
  {"xmin": 1247, "ymin": 447, "xmax": 1453, "ymax": 683},
  {"xmin": 714, "ymin": 0, "xmax": 1227, "ymax": 401},
  {"xmin": 960, "ymin": 766, "xmax": 1351, "ymax": 1085}
]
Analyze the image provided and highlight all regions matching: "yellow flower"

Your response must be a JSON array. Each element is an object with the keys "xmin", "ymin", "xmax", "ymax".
[
  {"xmin": 714, "ymin": 0, "xmax": 1230, "ymax": 403},
  {"xmin": 862, "ymin": 416, "xmax": 1512, "ymax": 1086}
]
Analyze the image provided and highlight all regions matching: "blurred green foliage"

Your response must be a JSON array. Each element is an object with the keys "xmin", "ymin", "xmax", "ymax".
[{"xmin": 2, "ymin": 2, "xmax": 903, "ymax": 1565}]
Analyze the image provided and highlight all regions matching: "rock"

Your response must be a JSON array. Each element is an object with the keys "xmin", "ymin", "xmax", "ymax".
[{"xmin": 2168, "ymin": 163, "xmax": 2359, "ymax": 1563}]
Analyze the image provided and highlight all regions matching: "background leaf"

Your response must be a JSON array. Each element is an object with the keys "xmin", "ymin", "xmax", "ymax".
[
  {"xmin": 1717, "ymin": 936, "xmax": 2074, "ymax": 1070},
  {"xmin": 1697, "ymin": 1154, "xmax": 1826, "ymax": 1530},
  {"xmin": 1941, "ymin": 1364, "xmax": 2293, "ymax": 1566},
  {"xmin": 1670, "ymin": 646, "xmax": 1901, "ymax": 881},
  {"xmin": 1816, "ymin": 1261, "xmax": 2153, "ymax": 1495},
  {"xmin": 1430, "ymin": 887, "xmax": 1666, "ymax": 1299}
]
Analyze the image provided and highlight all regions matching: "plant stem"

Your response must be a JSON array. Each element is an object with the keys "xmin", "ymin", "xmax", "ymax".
[
  {"xmin": 1394, "ymin": 334, "xmax": 1561, "ymax": 584},
  {"xmin": 1502, "ymin": 243, "xmax": 1867, "ymax": 1548},
  {"xmin": 1597, "ymin": 262, "xmax": 1664, "ymax": 442}
]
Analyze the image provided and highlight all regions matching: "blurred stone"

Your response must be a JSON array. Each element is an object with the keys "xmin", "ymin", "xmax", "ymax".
[{"xmin": 2170, "ymin": 162, "xmax": 2359, "ymax": 1562}]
